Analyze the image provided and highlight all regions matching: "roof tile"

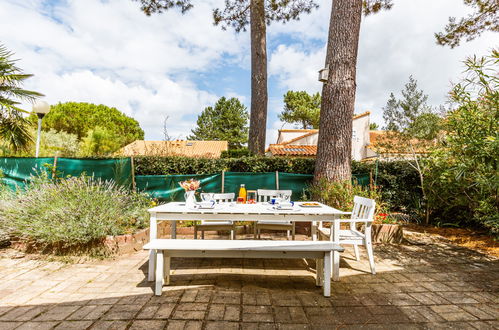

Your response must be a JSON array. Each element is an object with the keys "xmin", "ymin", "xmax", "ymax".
[{"xmin": 118, "ymin": 140, "xmax": 228, "ymax": 158}]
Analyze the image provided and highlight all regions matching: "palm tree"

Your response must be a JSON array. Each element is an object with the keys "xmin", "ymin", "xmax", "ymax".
[{"xmin": 0, "ymin": 44, "xmax": 43, "ymax": 152}]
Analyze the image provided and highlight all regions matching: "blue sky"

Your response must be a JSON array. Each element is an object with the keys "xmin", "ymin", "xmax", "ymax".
[{"xmin": 0, "ymin": 0, "xmax": 495, "ymax": 143}]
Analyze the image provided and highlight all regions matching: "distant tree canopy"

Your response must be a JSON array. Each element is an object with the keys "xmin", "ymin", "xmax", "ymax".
[
  {"xmin": 382, "ymin": 75, "xmax": 442, "ymax": 139},
  {"xmin": 30, "ymin": 102, "xmax": 144, "ymax": 148},
  {"xmin": 189, "ymin": 97, "xmax": 248, "ymax": 149},
  {"xmin": 280, "ymin": 91, "xmax": 321, "ymax": 129},
  {"xmin": 435, "ymin": 0, "xmax": 498, "ymax": 48}
]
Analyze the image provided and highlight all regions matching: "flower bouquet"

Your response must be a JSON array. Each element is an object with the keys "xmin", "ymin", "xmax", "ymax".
[
  {"xmin": 179, "ymin": 179, "xmax": 200, "ymax": 191},
  {"xmin": 179, "ymin": 179, "xmax": 200, "ymax": 208}
]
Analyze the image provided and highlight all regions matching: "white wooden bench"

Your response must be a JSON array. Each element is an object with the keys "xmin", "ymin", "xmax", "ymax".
[{"xmin": 143, "ymin": 239, "xmax": 344, "ymax": 297}]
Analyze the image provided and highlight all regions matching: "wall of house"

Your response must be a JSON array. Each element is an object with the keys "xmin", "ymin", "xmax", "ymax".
[
  {"xmin": 351, "ymin": 115, "xmax": 370, "ymax": 161},
  {"xmin": 277, "ymin": 131, "xmax": 315, "ymax": 144},
  {"xmin": 290, "ymin": 133, "xmax": 318, "ymax": 145}
]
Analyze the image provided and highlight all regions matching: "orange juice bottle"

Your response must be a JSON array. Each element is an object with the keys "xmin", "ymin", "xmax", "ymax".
[{"xmin": 238, "ymin": 184, "xmax": 247, "ymax": 203}]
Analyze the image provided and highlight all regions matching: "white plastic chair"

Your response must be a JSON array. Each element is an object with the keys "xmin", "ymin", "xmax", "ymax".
[
  {"xmin": 254, "ymin": 189, "xmax": 295, "ymax": 240},
  {"xmin": 194, "ymin": 193, "xmax": 236, "ymax": 240},
  {"xmin": 317, "ymin": 196, "xmax": 376, "ymax": 274}
]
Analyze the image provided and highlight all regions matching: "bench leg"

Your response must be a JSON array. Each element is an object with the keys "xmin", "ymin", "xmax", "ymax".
[
  {"xmin": 194, "ymin": 227, "xmax": 198, "ymax": 239},
  {"xmin": 155, "ymin": 250, "xmax": 164, "ymax": 295},
  {"xmin": 148, "ymin": 249, "xmax": 156, "ymax": 282},
  {"xmin": 164, "ymin": 255, "xmax": 171, "ymax": 285},
  {"xmin": 324, "ymin": 252, "xmax": 331, "ymax": 297},
  {"xmin": 292, "ymin": 222, "xmax": 296, "ymax": 240}
]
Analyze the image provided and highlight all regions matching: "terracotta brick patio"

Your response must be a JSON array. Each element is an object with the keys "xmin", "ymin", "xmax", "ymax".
[{"xmin": 0, "ymin": 231, "xmax": 497, "ymax": 329}]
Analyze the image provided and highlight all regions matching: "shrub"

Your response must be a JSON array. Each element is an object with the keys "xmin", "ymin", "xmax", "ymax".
[
  {"xmin": 0, "ymin": 174, "xmax": 151, "ymax": 254},
  {"xmin": 424, "ymin": 51, "xmax": 498, "ymax": 234},
  {"xmin": 353, "ymin": 160, "xmax": 423, "ymax": 216},
  {"xmin": 307, "ymin": 179, "xmax": 387, "ymax": 219}
]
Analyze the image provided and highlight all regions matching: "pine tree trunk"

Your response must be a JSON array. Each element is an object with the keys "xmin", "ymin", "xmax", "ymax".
[
  {"xmin": 248, "ymin": 0, "xmax": 268, "ymax": 155},
  {"xmin": 314, "ymin": 0, "xmax": 362, "ymax": 183}
]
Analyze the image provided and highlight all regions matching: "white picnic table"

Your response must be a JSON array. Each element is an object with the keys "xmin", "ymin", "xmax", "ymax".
[{"xmin": 147, "ymin": 201, "xmax": 349, "ymax": 282}]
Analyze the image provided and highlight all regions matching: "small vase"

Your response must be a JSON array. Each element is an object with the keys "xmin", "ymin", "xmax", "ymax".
[{"xmin": 184, "ymin": 190, "xmax": 197, "ymax": 208}]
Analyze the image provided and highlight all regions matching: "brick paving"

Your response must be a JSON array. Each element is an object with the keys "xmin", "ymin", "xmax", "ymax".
[{"xmin": 0, "ymin": 232, "xmax": 497, "ymax": 329}]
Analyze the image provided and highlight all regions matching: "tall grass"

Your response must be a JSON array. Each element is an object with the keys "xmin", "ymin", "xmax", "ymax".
[{"xmin": 0, "ymin": 174, "xmax": 151, "ymax": 253}]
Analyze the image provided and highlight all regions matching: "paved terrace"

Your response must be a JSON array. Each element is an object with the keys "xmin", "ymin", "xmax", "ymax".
[{"xmin": 0, "ymin": 232, "xmax": 497, "ymax": 330}]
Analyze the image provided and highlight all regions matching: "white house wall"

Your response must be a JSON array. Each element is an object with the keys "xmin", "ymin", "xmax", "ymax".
[
  {"xmin": 277, "ymin": 131, "xmax": 311, "ymax": 144},
  {"xmin": 351, "ymin": 115, "xmax": 370, "ymax": 161}
]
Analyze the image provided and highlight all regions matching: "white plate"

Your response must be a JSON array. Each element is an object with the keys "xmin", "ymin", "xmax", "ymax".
[{"xmin": 299, "ymin": 203, "xmax": 322, "ymax": 208}]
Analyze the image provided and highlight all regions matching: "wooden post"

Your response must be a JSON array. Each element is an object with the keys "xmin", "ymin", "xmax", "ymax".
[
  {"xmin": 130, "ymin": 156, "xmax": 136, "ymax": 191},
  {"xmin": 275, "ymin": 171, "xmax": 279, "ymax": 190},
  {"xmin": 221, "ymin": 170, "xmax": 225, "ymax": 193},
  {"xmin": 52, "ymin": 155, "xmax": 58, "ymax": 180}
]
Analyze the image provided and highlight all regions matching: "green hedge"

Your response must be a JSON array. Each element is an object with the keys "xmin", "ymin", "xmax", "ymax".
[
  {"xmin": 220, "ymin": 148, "xmax": 251, "ymax": 158},
  {"xmin": 133, "ymin": 156, "xmax": 316, "ymax": 175},
  {"xmin": 353, "ymin": 161, "xmax": 422, "ymax": 214}
]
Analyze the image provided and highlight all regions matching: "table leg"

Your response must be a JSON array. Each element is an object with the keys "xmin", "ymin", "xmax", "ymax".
[
  {"xmin": 155, "ymin": 250, "xmax": 164, "ymax": 296},
  {"xmin": 148, "ymin": 213, "xmax": 157, "ymax": 282},
  {"xmin": 332, "ymin": 219, "xmax": 340, "ymax": 281},
  {"xmin": 324, "ymin": 252, "xmax": 331, "ymax": 296}
]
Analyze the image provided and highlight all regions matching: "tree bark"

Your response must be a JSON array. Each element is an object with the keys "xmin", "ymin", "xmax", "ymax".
[
  {"xmin": 248, "ymin": 0, "xmax": 268, "ymax": 155},
  {"xmin": 314, "ymin": 0, "xmax": 362, "ymax": 183}
]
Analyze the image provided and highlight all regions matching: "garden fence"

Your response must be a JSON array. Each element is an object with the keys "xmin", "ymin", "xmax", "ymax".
[{"xmin": 0, "ymin": 157, "xmax": 369, "ymax": 201}]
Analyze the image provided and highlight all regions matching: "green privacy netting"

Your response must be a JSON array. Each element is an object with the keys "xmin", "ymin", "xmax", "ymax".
[
  {"xmin": 0, "ymin": 157, "xmax": 55, "ymax": 189},
  {"xmin": 353, "ymin": 173, "xmax": 370, "ymax": 186},
  {"xmin": 0, "ymin": 158, "xmax": 371, "ymax": 200},
  {"xmin": 55, "ymin": 158, "xmax": 132, "ymax": 186},
  {"xmin": 223, "ymin": 172, "xmax": 277, "ymax": 197},
  {"xmin": 136, "ymin": 174, "xmax": 222, "ymax": 201},
  {"xmin": 136, "ymin": 172, "xmax": 369, "ymax": 202},
  {"xmin": 278, "ymin": 172, "xmax": 313, "ymax": 200}
]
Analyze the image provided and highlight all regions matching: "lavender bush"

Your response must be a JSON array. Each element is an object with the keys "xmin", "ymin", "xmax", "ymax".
[{"xmin": 0, "ymin": 174, "xmax": 150, "ymax": 252}]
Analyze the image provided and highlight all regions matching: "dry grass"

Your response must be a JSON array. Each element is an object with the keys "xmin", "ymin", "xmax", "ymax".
[{"xmin": 405, "ymin": 224, "xmax": 498, "ymax": 258}]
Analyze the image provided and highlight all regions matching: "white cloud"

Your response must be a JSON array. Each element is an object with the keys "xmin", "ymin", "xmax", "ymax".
[
  {"xmin": 1, "ymin": 0, "xmax": 496, "ymax": 145},
  {"xmin": 268, "ymin": 0, "xmax": 496, "ymax": 128},
  {"xmin": 0, "ymin": 0, "xmax": 244, "ymax": 139},
  {"xmin": 269, "ymin": 44, "xmax": 325, "ymax": 93}
]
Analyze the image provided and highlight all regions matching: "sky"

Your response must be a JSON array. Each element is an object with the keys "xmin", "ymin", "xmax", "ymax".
[{"xmin": 0, "ymin": 0, "xmax": 495, "ymax": 144}]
